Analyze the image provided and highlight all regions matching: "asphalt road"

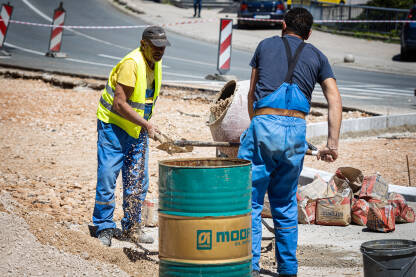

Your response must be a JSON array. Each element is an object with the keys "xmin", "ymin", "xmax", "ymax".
[{"xmin": 2, "ymin": 0, "xmax": 416, "ymax": 113}]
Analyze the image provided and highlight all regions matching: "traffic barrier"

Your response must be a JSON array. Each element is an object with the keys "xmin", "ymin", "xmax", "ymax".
[
  {"xmin": 46, "ymin": 2, "xmax": 66, "ymax": 58},
  {"xmin": 0, "ymin": 2, "xmax": 13, "ymax": 55},
  {"xmin": 217, "ymin": 18, "xmax": 233, "ymax": 75}
]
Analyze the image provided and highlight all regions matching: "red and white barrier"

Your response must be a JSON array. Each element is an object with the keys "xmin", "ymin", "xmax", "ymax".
[
  {"xmin": 46, "ymin": 2, "xmax": 66, "ymax": 57},
  {"xmin": 217, "ymin": 18, "xmax": 233, "ymax": 75},
  {"xmin": 0, "ymin": 2, "xmax": 13, "ymax": 49}
]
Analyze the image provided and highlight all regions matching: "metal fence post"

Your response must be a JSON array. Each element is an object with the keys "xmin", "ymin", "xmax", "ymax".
[
  {"xmin": 394, "ymin": 12, "xmax": 398, "ymax": 33},
  {"xmin": 348, "ymin": 5, "xmax": 351, "ymax": 20}
]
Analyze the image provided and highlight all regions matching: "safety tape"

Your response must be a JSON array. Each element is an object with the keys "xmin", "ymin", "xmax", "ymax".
[
  {"xmin": 4, "ymin": 18, "xmax": 215, "ymax": 29},
  {"xmin": 3, "ymin": 18, "xmax": 416, "ymax": 29},
  {"xmin": 237, "ymin": 18, "xmax": 416, "ymax": 23}
]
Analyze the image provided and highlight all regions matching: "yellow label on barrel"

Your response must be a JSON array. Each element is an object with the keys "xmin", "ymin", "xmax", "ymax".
[{"xmin": 159, "ymin": 213, "xmax": 252, "ymax": 265}]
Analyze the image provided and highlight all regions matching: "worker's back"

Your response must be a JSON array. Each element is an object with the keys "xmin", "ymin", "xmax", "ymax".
[{"xmin": 250, "ymin": 35, "xmax": 334, "ymax": 103}]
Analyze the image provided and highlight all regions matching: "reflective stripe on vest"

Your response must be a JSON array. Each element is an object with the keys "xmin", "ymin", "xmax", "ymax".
[
  {"xmin": 96, "ymin": 47, "xmax": 162, "ymax": 139},
  {"xmin": 104, "ymin": 82, "xmax": 146, "ymax": 110}
]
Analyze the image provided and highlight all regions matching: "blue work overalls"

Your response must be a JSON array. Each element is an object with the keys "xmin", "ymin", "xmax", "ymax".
[
  {"xmin": 92, "ymin": 87, "xmax": 155, "ymax": 235},
  {"xmin": 238, "ymin": 37, "xmax": 310, "ymax": 275}
]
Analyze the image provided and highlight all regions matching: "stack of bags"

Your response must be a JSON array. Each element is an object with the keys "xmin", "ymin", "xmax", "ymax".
[{"xmin": 295, "ymin": 167, "xmax": 415, "ymax": 232}]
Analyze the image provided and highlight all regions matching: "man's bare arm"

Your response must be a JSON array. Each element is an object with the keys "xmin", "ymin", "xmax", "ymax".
[
  {"xmin": 112, "ymin": 82, "xmax": 157, "ymax": 138},
  {"xmin": 248, "ymin": 68, "xmax": 258, "ymax": 120},
  {"xmin": 319, "ymin": 78, "xmax": 342, "ymax": 162}
]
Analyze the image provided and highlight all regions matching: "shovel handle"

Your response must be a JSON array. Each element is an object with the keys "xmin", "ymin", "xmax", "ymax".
[
  {"xmin": 172, "ymin": 140, "xmax": 318, "ymax": 156},
  {"xmin": 173, "ymin": 140, "xmax": 240, "ymax": 147}
]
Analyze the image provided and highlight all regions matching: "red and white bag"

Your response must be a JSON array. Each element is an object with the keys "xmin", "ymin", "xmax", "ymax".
[
  {"xmin": 366, "ymin": 201, "xmax": 395, "ymax": 232},
  {"xmin": 351, "ymin": 198, "xmax": 369, "ymax": 226},
  {"xmin": 298, "ymin": 199, "xmax": 316, "ymax": 224},
  {"xmin": 359, "ymin": 174, "xmax": 389, "ymax": 201},
  {"xmin": 388, "ymin": 193, "xmax": 415, "ymax": 223}
]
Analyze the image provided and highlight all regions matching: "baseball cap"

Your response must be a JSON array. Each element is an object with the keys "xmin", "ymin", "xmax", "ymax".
[{"xmin": 142, "ymin": 26, "xmax": 171, "ymax": 47}]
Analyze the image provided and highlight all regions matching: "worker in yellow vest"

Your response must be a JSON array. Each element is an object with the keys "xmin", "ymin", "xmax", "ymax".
[{"xmin": 93, "ymin": 26, "xmax": 170, "ymax": 247}]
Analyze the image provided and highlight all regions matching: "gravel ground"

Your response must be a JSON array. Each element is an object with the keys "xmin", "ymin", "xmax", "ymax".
[{"xmin": 0, "ymin": 75, "xmax": 415, "ymax": 276}]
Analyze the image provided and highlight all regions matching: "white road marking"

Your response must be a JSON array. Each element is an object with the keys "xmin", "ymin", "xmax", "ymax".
[
  {"xmin": 0, "ymin": 56, "xmax": 11, "ymax": 59},
  {"xmin": 163, "ymin": 55, "xmax": 248, "ymax": 72},
  {"xmin": 5, "ymin": 42, "xmax": 114, "ymax": 67},
  {"xmin": 315, "ymin": 84, "xmax": 412, "ymax": 97},
  {"xmin": 21, "ymin": 0, "xmax": 247, "ymax": 74},
  {"xmin": 338, "ymin": 86, "xmax": 411, "ymax": 96},
  {"xmin": 22, "ymin": 0, "xmax": 50, "ymax": 21},
  {"xmin": 22, "ymin": 0, "xmax": 131, "ymax": 51},
  {"xmin": 370, "ymin": 87, "xmax": 412, "ymax": 94},
  {"xmin": 98, "ymin": 54, "xmax": 122, "ymax": 60},
  {"xmin": 5, "ymin": 42, "xmax": 44, "ymax": 55},
  {"xmin": 97, "ymin": 54, "xmax": 170, "ymax": 68},
  {"xmin": 164, "ymin": 55, "xmax": 216, "ymax": 67},
  {"xmin": 165, "ymin": 80, "xmax": 224, "ymax": 84},
  {"xmin": 66, "ymin": 58, "xmax": 114, "ymax": 67},
  {"xmin": 163, "ymin": 72, "xmax": 204, "ymax": 79},
  {"xmin": 314, "ymin": 93, "xmax": 383, "ymax": 100}
]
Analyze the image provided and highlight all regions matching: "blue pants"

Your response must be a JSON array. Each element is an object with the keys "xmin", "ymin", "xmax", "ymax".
[
  {"xmin": 238, "ymin": 115, "xmax": 306, "ymax": 275},
  {"xmin": 93, "ymin": 120, "xmax": 149, "ymax": 235},
  {"xmin": 193, "ymin": 0, "xmax": 201, "ymax": 15}
]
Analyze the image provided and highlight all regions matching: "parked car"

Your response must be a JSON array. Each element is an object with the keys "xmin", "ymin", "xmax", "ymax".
[
  {"xmin": 401, "ymin": 6, "xmax": 416, "ymax": 60},
  {"xmin": 237, "ymin": 0, "xmax": 286, "ymax": 28}
]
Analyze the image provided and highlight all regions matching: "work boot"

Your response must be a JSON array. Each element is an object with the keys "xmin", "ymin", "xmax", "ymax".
[
  {"xmin": 125, "ymin": 226, "xmax": 154, "ymax": 244},
  {"xmin": 252, "ymin": 270, "xmax": 260, "ymax": 277},
  {"xmin": 97, "ymin": 228, "xmax": 113, "ymax": 247}
]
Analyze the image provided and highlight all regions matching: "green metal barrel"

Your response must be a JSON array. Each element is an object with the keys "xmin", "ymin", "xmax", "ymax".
[{"xmin": 158, "ymin": 158, "xmax": 252, "ymax": 277}]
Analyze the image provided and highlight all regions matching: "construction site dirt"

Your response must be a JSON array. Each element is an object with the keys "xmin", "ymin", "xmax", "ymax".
[{"xmin": 1, "ymin": 75, "xmax": 415, "ymax": 276}]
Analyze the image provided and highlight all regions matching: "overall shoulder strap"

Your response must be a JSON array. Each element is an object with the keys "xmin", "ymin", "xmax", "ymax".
[
  {"xmin": 283, "ymin": 37, "xmax": 306, "ymax": 83},
  {"xmin": 282, "ymin": 37, "xmax": 292, "ymax": 72}
]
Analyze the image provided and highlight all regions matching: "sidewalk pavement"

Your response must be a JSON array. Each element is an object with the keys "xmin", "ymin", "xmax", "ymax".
[{"xmin": 116, "ymin": 0, "xmax": 416, "ymax": 77}]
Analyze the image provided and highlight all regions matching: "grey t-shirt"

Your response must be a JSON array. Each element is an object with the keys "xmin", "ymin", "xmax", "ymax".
[{"xmin": 250, "ymin": 35, "xmax": 335, "ymax": 102}]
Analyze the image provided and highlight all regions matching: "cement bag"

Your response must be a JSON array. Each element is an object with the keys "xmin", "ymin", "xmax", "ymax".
[
  {"xmin": 298, "ymin": 199, "xmax": 316, "ymax": 224},
  {"xmin": 329, "ymin": 175, "xmax": 350, "ymax": 193},
  {"xmin": 398, "ymin": 205, "xmax": 416, "ymax": 223},
  {"xmin": 142, "ymin": 199, "xmax": 158, "ymax": 227},
  {"xmin": 351, "ymin": 198, "xmax": 369, "ymax": 226},
  {"xmin": 335, "ymin": 167, "xmax": 364, "ymax": 193},
  {"xmin": 388, "ymin": 193, "xmax": 415, "ymax": 223},
  {"xmin": 359, "ymin": 174, "xmax": 389, "ymax": 201},
  {"xmin": 316, "ymin": 189, "xmax": 351, "ymax": 226},
  {"xmin": 366, "ymin": 201, "xmax": 395, "ymax": 232},
  {"xmin": 298, "ymin": 175, "xmax": 337, "ymax": 201}
]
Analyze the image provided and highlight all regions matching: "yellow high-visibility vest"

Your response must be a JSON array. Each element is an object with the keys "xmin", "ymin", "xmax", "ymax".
[{"xmin": 96, "ymin": 48, "xmax": 162, "ymax": 138}]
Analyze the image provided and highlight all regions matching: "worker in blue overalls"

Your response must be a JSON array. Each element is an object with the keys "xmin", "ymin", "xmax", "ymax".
[{"xmin": 238, "ymin": 8, "xmax": 342, "ymax": 277}]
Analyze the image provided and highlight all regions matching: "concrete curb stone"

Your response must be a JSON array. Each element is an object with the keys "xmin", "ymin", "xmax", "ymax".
[{"xmin": 307, "ymin": 114, "xmax": 416, "ymax": 139}]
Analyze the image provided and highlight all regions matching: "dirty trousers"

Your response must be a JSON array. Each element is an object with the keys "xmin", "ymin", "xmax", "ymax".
[
  {"xmin": 238, "ymin": 115, "xmax": 307, "ymax": 275},
  {"xmin": 93, "ymin": 120, "xmax": 149, "ymax": 235}
]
